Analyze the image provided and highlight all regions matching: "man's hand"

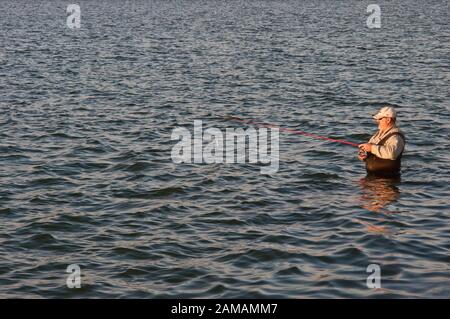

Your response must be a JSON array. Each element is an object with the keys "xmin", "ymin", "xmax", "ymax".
[
  {"xmin": 358, "ymin": 147, "xmax": 368, "ymax": 161},
  {"xmin": 359, "ymin": 143, "xmax": 373, "ymax": 152}
]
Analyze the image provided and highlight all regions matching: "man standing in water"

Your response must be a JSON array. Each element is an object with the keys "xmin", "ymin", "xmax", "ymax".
[{"xmin": 358, "ymin": 106, "xmax": 406, "ymax": 177}]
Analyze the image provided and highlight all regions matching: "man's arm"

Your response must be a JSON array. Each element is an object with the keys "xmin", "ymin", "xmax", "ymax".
[{"xmin": 371, "ymin": 135, "xmax": 404, "ymax": 160}]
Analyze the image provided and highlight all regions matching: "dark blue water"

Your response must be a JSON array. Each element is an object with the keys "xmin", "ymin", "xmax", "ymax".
[{"xmin": 0, "ymin": 0, "xmax": 449, "ymax": 298}]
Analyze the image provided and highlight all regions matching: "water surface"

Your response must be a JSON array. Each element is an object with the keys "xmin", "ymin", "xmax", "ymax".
[{"xmin": 0, "ymin": 0, "xmax": 449, "ymax": 298}]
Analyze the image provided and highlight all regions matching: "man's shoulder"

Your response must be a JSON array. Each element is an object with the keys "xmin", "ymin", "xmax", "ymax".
[
  {"xmin": 386, "ymin": 127, "xmax": 405, "ymax": 143},
  {"xmin": 394, "ymin": 127, "xmax": 405, "ymax": 139},
  {"xmin": 389, "ymin": 126, "xmax": 404, "ymax": 136}
]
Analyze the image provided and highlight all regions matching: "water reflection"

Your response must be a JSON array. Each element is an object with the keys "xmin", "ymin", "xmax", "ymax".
[
  {"xmin": 355, "ymin": 175, "xmax": 402, "ymax": 234},
  {"xmin": 359, "ymin": 175, "xmax": 401, "ymax": 214}
]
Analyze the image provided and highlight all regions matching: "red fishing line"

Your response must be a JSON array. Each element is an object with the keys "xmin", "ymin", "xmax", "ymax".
[{"xmin": 226, "ymin": 116, "xmax": 360, "ymax": 148}]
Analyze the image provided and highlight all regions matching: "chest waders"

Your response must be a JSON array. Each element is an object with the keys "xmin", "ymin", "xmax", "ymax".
[{"xmin": 365, "ymin": 131, "xmax": 405, "ymax": 177}]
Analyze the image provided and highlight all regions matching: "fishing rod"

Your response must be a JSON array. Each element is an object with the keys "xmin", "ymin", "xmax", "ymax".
[{"xmin": 225, "ymin": 116, "xmax": 361, "ymax": 148}]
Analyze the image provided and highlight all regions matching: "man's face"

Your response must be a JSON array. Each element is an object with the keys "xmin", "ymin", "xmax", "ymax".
[{"xmin": 377, "ymin": 117, "xmax": 392, "ymax": 130}]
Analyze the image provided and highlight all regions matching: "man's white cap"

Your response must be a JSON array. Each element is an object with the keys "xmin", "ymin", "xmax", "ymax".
[{"xmin": 373, "ymin": 106, "xmax": 396, "ymax": 120}]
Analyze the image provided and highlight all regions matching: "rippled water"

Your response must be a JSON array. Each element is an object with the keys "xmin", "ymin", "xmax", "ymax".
[{"xmin": 0, "ymin": 0, "xmax": 449, "ymax": 298}]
